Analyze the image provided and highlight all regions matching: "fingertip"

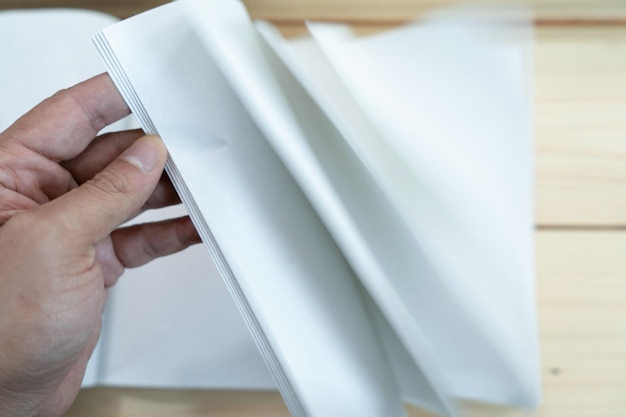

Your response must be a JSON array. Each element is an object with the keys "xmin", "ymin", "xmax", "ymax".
[
  {"xmin": 119, "ymin": 135, "xmax": 167, "ymax": 174},
  {"xmin": 178, "ymin": 216, "xmax": 202, "ymax": 246}
]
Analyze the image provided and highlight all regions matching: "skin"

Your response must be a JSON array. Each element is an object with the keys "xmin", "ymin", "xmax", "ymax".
[{"xmin": 0, "ymin": 74, "xmax": 201, "ymax": 417}]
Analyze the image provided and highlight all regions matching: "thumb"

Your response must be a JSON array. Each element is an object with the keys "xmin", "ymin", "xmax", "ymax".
[{"xmin": 46, "ymin": 135, "xmax": 168, "ymax": 243}]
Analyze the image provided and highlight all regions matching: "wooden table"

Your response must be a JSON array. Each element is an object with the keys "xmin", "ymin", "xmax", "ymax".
[{"xmin": 2, "ymin": 1, "xmax": 625, "ymax": 416}]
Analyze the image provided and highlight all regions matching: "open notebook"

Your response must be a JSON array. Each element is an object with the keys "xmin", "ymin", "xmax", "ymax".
[{"xmin": 92, "ymin": 0, "xmax": 538, "ymax": 416}]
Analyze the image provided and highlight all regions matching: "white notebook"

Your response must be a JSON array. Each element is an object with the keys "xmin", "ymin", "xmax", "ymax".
[{"xmin": 92, "ymin": 0, "xmax": 540, "ymax": 416}]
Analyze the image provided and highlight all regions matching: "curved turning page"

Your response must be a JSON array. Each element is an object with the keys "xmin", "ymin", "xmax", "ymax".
[
  {"xmin": 181, "ymin": 1, "xmax": 458, "ymax": 416},
  {"xmin": 302, "ymin": 16, "xmax": 539, "ymax": 407},
  {"xmin": 183, "ymin": 0, "xmax": 538, "ymax": 413},
  {"xmin": 94, "ymin": 3, "xmax": 404, "ymax": 417},
  {"xmin": 254, "ymin": 12, "xmax": 539, "ymax": 409}
]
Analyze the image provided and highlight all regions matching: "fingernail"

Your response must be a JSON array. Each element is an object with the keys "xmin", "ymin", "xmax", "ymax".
[{"xmin": 120, "ymin": 136, "xmax": 163, "ymax": 173}]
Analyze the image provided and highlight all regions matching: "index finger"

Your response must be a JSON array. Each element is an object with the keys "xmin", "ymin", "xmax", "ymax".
[{"xmin": 2, "ymin": 73, "xmax": 130, "ymax": 162}]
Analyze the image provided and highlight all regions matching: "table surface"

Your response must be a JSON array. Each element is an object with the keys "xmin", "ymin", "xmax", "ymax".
[{"xmin": 3, "ymin": 1, "xmax": 626, "ymax": 416}]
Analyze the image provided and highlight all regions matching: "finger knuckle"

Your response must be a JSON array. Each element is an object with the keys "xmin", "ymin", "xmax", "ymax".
[{"xmin": 53, "ymin": 88, "xmax": 106, "ymax": 134}]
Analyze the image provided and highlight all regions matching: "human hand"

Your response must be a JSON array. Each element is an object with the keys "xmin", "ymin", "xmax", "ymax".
[{"xmin": 0, "ymin": 74, "xmax": 200, "ymax": 417}]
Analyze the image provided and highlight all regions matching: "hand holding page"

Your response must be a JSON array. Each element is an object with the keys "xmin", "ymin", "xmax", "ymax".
[
  {"xmin": 0, "ymin": 8, "xmax": 271, "ymax": 391},
  {"xmin": 93, "ymin": 1, "xmax": 539, "ymax": 416}
]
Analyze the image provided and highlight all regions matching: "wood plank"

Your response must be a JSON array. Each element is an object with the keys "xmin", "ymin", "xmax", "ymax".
[
  {"xmin": 535, "ymin": 27, "xmax": 626, "ymax": 226},
  {"xmin": 64, "ymin": 231, "xmax": 626, "ymax": 416},
  {"xmin": 243, "ymin": 1, "xmax": 626, "ymax": 23},
  {"xmin": 65, "ymin": 389, "xmax": 291, "ymax": 416},
  {"xmin": 2, "ymin": 0, "xmax": 626, "ymax": 21}
]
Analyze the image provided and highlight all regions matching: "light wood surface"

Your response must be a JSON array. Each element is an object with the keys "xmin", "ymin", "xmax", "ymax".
[
  {"xmin": 0, "ymin": 1, "xmax": 624, "ymax": 416},
  {"xmin": 3, "ymin": 0, "xmax": 626, "ymax": 21},
  {"xmin": 535, "ymin": 27, "xmax": 626, "ymax": 226}
]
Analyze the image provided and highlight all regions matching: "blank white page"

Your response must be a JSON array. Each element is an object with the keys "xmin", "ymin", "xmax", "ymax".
[
  {"xmin": 306, "ymin": 12, "xmax": 539, "ymax": 407},
  {"xmin": 193, "ymin": 2, "xmax": 538, "ymax": 411},
  {"xmin": 95, "ymin": 2, "xmax": 404, "ymax": 416},
  {"xmin": 254, "ymin": 23, "xmax": 458, "ymax": 417}
]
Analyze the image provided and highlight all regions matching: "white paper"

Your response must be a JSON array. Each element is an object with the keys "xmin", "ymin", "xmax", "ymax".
[
  {"xmin": 0, "ymin": 9, "xmax": 118, "ymax": 130},
  {"xmin": 182, "ymin": 2, "xmax": 461, "ymax": 414},
  {"xmin": 304, "ymin": 15, "xmax": 539, "ymax": 407},
  {"xmin": 253, "ymin": 11, "xmax": 538, "ymax": 408},
  {"xmin": 254, "ymin": 27, "xmax": 456, "ymax": 413},
  {"xmin": 186, "ymin": 0, "xmax": 538, "ymax": 411},
  {"xmin": 95, "ymin": 3, "xmax": 405, "ymax": 416}
]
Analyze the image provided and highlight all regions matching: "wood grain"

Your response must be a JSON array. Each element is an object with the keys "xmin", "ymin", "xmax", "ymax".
[
  {"xmin": 535, "ymin": 27, "xmax": 626, "ymax": 227},
  {"xmin": 3, "ymin": 0, "xmax": 626, "ymax": 21},
  {"xmin": 243, "ymin": 0, "xmax": 626, "ymax": 24}
]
